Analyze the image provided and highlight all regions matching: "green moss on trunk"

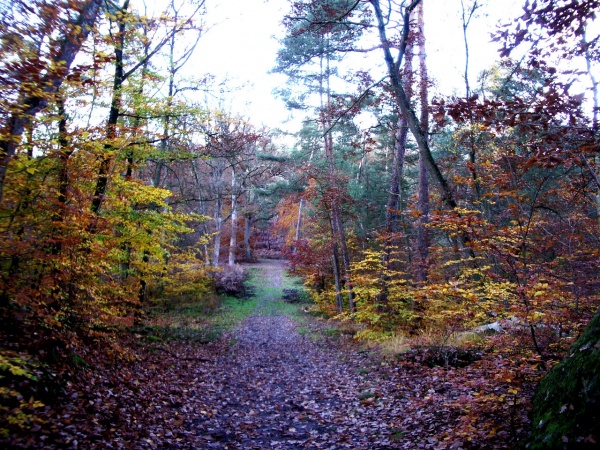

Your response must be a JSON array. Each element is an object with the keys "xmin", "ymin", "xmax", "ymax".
[{"xmin": 526, "ymin": 309, "xmax": 600, "ymax": 449}]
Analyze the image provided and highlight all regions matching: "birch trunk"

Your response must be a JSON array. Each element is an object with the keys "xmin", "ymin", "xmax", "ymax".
[
  {"xmin": 228, "ymin": 167, "xmax": 238, "ymax": 266},
  {"xmin": 416, "ymin": 1, "xmax": 430, "ymax": 283}
]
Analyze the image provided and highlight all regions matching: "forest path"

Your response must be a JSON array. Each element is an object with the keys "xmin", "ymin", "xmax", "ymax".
[
  {"xmin": 10, "ymin": 260, "xmax": 418, "ymax": 449},
  {"xmin": 188, "ymin": 259, "xmax": 403, "ymax": 449}
]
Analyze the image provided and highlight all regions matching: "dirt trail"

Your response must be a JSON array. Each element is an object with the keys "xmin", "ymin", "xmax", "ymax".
[
  {"xmin": 7, "ymin": 260, "xmax": 408, "ymax": 450},
  {"xmin": 187, "ymin": 260, "xmax": 402, "ymax": 449}
]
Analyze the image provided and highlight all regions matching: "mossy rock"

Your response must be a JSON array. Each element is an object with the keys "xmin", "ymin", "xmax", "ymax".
[{"xmin": 526, "ymin": 309, "xmax": 600, "ymax": 449}]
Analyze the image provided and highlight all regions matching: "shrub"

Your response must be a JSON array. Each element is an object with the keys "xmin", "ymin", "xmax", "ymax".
[{"xmin": 213, "ymin": 265, "xmax": 252, "ymax": 298}]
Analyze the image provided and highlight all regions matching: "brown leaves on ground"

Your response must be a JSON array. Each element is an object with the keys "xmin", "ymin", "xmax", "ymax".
[
  {"xmin": 3, "ymin": 324, "xmax": 540, "ymax": 449},
  {"xmin": 2, "ymin": 262, "xmax": 540, "ymax": 449}
]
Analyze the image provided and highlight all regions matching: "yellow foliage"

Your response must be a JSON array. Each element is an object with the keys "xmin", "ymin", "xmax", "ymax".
[
  {"xmin": 0, "ymin": 352, "xmax": 45, "ymax": 438},
  {"xmin": 152, "ymin": 250, "xmax": 213, "ymax": 304},
  {"xmin": 349, "ymin": 250, "xmax": 418, "ymax": 339}
]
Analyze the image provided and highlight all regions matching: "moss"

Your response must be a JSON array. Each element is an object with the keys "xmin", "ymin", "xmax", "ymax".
[{"xmin": 526, "ymin": 310, "xmax": 600, "ymax": 449}]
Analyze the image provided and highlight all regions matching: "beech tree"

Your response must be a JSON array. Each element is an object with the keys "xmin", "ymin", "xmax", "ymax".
[
  {"xmin": 0, "ymin": 0, "xmax": 104, "ymax": 204},
  {"xmin": 0, "ymin": 0, "xmax": 211, "ymax": 339}
]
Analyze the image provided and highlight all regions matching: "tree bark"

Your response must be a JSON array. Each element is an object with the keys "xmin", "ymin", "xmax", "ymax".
[
  {"xmin": 370, "ymin": 0, "xmax": 458, "ymax": 210},
  {"xmin": 416, "ymin": 1, "xmax": 430, "ymax": 283}
]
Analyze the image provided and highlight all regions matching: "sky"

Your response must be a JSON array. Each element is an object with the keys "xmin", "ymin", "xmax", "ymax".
[
  {"xmin": 191, "ymin": 0, "xmax": 523, "ymax": 132},
  {"xmin": 192, "ymin": 0, "xmax": 291, "ymax": 129}
]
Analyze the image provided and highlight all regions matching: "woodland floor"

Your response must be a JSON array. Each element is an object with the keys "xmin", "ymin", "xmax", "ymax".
[{"xmin": 5, "ymin": 259, "xmax": 536, "ymax": 449}]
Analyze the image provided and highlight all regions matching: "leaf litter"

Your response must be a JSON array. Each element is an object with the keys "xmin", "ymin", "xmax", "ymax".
[{"xmin": 3, "ymin": 261, "xmax": 536, "ymax": 449}]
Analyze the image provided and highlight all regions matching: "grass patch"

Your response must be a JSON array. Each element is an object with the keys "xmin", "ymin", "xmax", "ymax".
[
  {"xmin": 247, "ymin": 265, "xmax": 313, "ymax": 320},
  {"xmin": 142, "ymin": 262, "xmax": 315, "ymax": 344},
  {"xmin": 142, "ymin": 294, "xmax": 258, "ymax": 344}
]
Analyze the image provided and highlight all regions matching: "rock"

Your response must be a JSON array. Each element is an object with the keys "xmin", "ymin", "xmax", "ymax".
[
  {"xmin": 474, "ymin": 322, "xmax": 505, "ymax": 334},
  {"xmin": 526, "ymin": 308, "xmax": 600, "ymax": 449}
]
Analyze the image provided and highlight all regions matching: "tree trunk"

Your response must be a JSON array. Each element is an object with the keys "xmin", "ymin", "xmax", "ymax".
[
  {"xmin": 370, "ymin": 0, "xmax": 458, "ymax": 211},
  {"xmin": 582, "ymin": 31, "xmax": 600, "ymax": 226},
  {"xmin": 153, "ymin": 10, "xmax": 179, "ymax": 188},
  {"xmin": 90, "ymin": 0, "xmax": 199, "ymax": 213},
  {"xmin": 244, "ymin": 213, "xmax": 253, "ymax": 261},
  {"xmin": 320, "ymin": 44, "xmax": 355, "ymax": 312},
  {"xmin": 212, "ymin": 194, "xmax": 223, "ymax": 267},
  {"xmin": 295, "ymin": 144, "xmax": 317, "ymax": 248},
  {"xmin": 190, "ymin": 160, "xmax": 211, "ymax": 264},
  {"xmin": 90, "ymin": 0, "xmax": 130, "ymax": 215},
  {"xmin": 295, "ymin": 196, "xmax": 305, "ymax": 243},
  {"xmin": 461, "ymin": 0, "xmax": 482, "ymax": 201},
  {"xmin": 385, "ymin": 118, "xmax": 408, "ymax": 236},
  {"xmin": 331, "ymin": 231, "xmax": 344, "ymax": 314},
  {"xmin": 416, "ymin": 153, "xmax": 429, "ymax": 282},
  {"xmin": 416, "ymin": 1, "xmax": 430, "ymax": 283},
  {"xmin": 55, "ymin": 98, "xmax": 73, "ymax": 225},
  {"xmin": 383, "ymin": 29, "xmax": 413, "ymax": 276},
  {"xmin": 210, "ymin": 159, "xmax": 226, "ymax": 267},
  {"xmin": 228, "ymin": 166, "xmax": 238, "ymax": 266}
]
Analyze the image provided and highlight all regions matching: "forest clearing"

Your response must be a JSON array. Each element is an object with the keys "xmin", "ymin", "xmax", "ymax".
[{"xmin": 1, "ymin": 0, "xmax": 599, "ymax": 448}]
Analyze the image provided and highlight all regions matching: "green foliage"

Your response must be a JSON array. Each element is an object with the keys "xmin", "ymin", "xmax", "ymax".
[{"xmin": 0, "ymin": 352, "xmax": 45, "ymax": 438}]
